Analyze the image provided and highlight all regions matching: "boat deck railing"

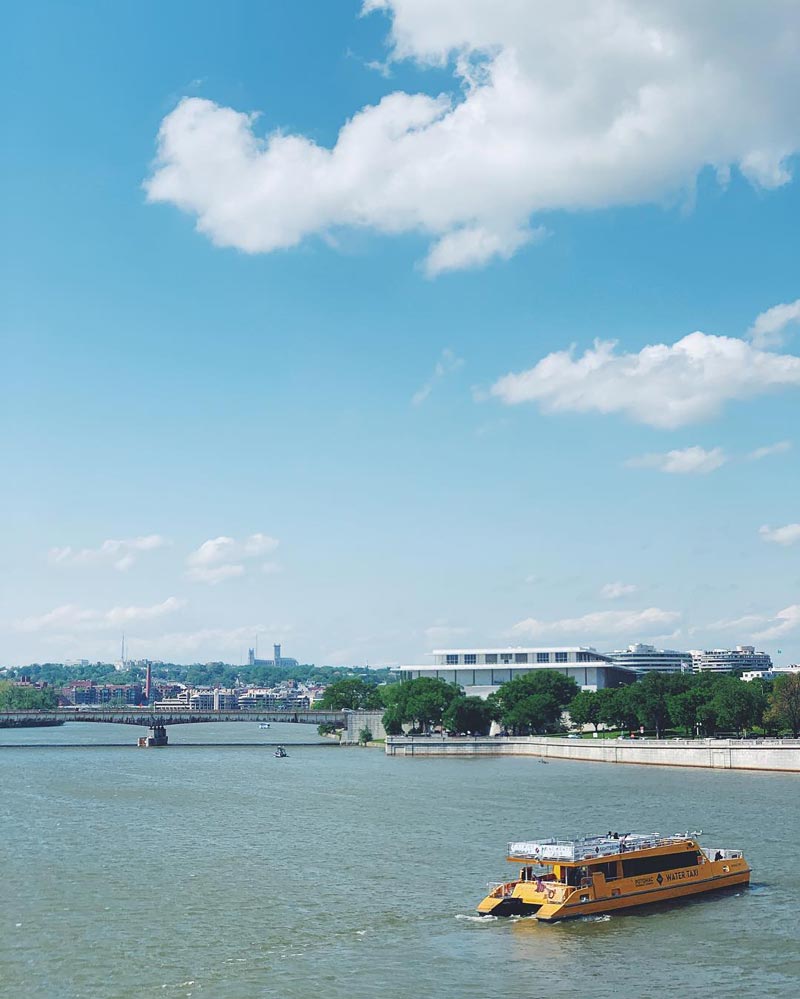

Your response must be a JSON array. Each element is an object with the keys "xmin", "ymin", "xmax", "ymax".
[
  {"xmin": 508, "ymin": 832, "xmax": 697, "ymax": 862},
  {"xmin": 704, "ymin": 848, "xmax": 743, "ymax": 861}
]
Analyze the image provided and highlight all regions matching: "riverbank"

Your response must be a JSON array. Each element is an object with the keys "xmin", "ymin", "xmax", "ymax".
[{"xmin": 385, "ymin": 735, "xmax": 800, "ymax": 771}]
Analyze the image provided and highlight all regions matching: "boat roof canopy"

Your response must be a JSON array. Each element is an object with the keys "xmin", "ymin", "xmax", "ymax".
[{"xmin": 508, "ymin": 833, "xmax": 698, "ymax": 863}]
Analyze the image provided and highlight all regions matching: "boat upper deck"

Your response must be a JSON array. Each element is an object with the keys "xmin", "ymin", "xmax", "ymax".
[{"xmin": 507, "ymin": 832, "xmax": 698, "ymax": 863}]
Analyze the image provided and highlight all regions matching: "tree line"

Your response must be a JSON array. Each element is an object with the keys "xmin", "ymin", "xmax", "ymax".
[
  {"xmin": 317, "ymin": 669, "xmax": 800, "ymax": 739},
  {"xmin": 3, "ymin": 661, "xmax": 398, "ymax": 691},
  {"xmin": 0, "ymin": 682, "xmax": 58, "ymax": 711},
  {"xmin": 568, "ymin": 670, "xmax": 800, "ymax": 738}
]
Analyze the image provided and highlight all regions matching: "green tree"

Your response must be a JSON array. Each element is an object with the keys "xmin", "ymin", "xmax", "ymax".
[
  {"xmin": 442, "ymin": 695, "xmax": 496, "ymax": 735},
  {"xmin": 567, "ymin": 691, "xmax": 601, "ymax": 733},
  {"xmin": 381, "ymin": 676, "xmax": 461, "ymax": 732},
  {"xmin": 628, "ymin": 672, "xmax": 685, "ymax": 737},
  {"xmin": 381, "ymin": 704, "xmax": 405, "ymax": 735},
  {"xmin": 711, "ymin": 677, "xmax": 766, "ymax": 736},
  {"xmin": 766, "ymin": 673, "xmax": 800, "ymax": 736},
  {"xmin": 595, "ymin": 686, "xmax": 639, "ymax": 732},
  {"xmin": 317, "ymin": 677, "xmax": 384, "ymax": 710},
  {"xmin": 666, "ymin": 687, "xmax": 709, "ymax": 736},
  {"xmin": 490, "ymin": 671, "xmax": 578, "ymax": 735},
  {"xmin": 0, "ymin": 682, "xmax": 58, "ymax": 711},
  {"xmin": 358, "ymin": 727, "xmax": 373, "ymax": 746}
]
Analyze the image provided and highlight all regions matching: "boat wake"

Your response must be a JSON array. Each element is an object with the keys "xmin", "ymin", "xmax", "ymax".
[{"xmin": 455, "ymin": 913, "xmax": 497, "ymax": 923}]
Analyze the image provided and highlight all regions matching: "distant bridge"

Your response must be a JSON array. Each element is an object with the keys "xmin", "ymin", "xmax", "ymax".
[{"xmin": 0, "ymin": 708, "xmax": 347, "ymax": 746}]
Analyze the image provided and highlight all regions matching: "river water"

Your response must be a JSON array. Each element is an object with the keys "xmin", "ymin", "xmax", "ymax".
[{"xmin": 1, "ymin": 722, "xmax": 797, "ymax": 998}]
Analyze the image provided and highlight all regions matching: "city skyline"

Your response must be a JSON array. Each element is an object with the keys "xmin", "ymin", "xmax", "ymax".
[{"xmin": 4, "ymin": 1, "xmax": 800, "ymax": 667}]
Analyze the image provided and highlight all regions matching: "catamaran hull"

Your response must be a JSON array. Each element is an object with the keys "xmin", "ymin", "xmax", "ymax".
[{"xmin": 479, "ymin": 868, "xmax": 750, "ymax": 922}]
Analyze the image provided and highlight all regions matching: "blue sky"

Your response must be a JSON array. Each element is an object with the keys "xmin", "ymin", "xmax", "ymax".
[{"xmin": 3, "ymin": 0, "xmax": 800, "ymax": 666}]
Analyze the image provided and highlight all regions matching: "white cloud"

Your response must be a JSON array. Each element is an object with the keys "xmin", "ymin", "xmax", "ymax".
[
  {"xmin": 511, "ymin": 607, "xmax": 680, "ymax": 638},
  {"xmin": 48, "ymin": 535, "xmax": 170, "ymax": 572},
  {"xmin": 490, "ymin": 333, "xmax": 800, "ymax": 429},
  {"xmin": 601, "ymin": 582, "xmax": 638, "ymax": 600},
  {"xmin": 706, "ymin": 613, "xmax": 768, "ymax": 631},
  {"xmin": 747, "ymin": 440, "xmax": 792, "ymax": 461},
  {"xmin": 145, "ymin": 2, "xmax": 800, "ymax": 273},
  {"xmin": 17, "ymin": 597, "xmax": 185, "ymax": 633},
  {"xmin": 747, "ymin": 299, "xmax": 800, "ymax": 349},
  {"xmin": 411, "ymin": 348, "xmax": 464, "ymax": 405},
  {"xmin": 754, "ymin": 605, "xmax": 800, "ymax": 641},
  {"xmin": 709, "ymin": 604, "xmax": 800, "ymax": 641},
  {"xmin": 759, "ymin": 523, "xmax": 800, "ymax": 546},
  {"xmin": 186, "ymin": 533, "xmax": 279, "ymax": 584},
  {"xmin": 186, "ymin": 564, "xmax": 245, "ymax": 585},
  {"xmin": 626, "ymin": 445, "xmax": 727, "ymax": 474}
]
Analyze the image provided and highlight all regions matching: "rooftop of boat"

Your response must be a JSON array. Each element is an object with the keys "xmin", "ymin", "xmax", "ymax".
[{"xmin": 507, "ymin": 832, "xmax": 700, "ymax": 862}]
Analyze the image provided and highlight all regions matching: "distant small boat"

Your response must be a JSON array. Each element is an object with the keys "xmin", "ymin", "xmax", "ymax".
[
  {"xmin": 274, "ymin": 746, "xmax": 288, "ymax": 758},
  {"xmin": 259, "ymin": 723, "xmax": 270, "ymax": 729}
]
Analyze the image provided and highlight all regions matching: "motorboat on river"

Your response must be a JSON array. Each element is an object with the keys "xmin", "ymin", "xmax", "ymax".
[
  {"xmin": 477, "ymin": 832, "xmax": 750, "ymax": 921},
  {"xmin": 274, "ymin": 746, "xmax": 288, "ymax": 758}
]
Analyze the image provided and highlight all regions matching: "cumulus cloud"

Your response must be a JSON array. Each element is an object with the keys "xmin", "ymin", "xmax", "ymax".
[
  {"xmin": 626, "ymin": 445, "xmax": 727, "ymax": 474},
  {"xmin": 601, "ymin": 582, "xmax": 638, "ymax": 600},
  {"xmin": 759, "ymin": 523, "xmax": 800, "ymax": 546},
  {"xmin": 48, "ymin": 535, "xmax": 170, "ymax": 572},
  {"xmin": 145, "ymin": 2, "xmax": 800, "ymax": 273},
  {"xmin": 411, "ymin": 348, "xmax": 464, "ymax": 405},
  {"xmin": 706, "ymin": 613, "xmax": 769, "ymax": 631},
  {"xmin": 747, "ymin": 299, "xmax": 800, "ymax": 349},
  {"xmin": 186, "ymin": 564, "xmax": 246, "ymax": 585},
  {"xmin": 511, "ymin": 607, "xmax": 680, "ymax": 638},
  {"xmin": 754, "ymin": 605, "xmax": 800, "ymax": 641},
  {"xmin": 490, "ymin": 333, "xmax": 800, "ymax": 429},
  {"xmin": 186, "ymin": 533, "xmax": 279, "ymax": 584},
  {"xmin": 708, "ymin": 604, "xmax": 800, "ymax": 641},
  {"xmin": 747, "ymin": 440, "xmax": 792, "ymax": 461},
  {"xmin": 17, "ymin": 597, "xmax": 185, "ymax": 633}
]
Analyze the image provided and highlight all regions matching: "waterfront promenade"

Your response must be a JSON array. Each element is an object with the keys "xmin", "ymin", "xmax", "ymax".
[{"xmin": 386, "ymin": 735, "xmax": 800, "ymax": 771}]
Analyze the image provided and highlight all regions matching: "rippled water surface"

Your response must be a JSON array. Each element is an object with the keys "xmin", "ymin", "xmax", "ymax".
[{"xmin": 1, "ymin": 723, "xmax": 798, "ymax": 998}]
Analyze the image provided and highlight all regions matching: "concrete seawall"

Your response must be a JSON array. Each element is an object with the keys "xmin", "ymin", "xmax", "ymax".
[{"xmin": 385, "ymin": 735, "xmax": 800, "ymax": 772}]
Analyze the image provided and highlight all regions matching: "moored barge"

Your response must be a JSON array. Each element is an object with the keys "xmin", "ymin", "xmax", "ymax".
[{"xmin": 477, "ymin": 832, "xmax": 750, "ymax": 921}]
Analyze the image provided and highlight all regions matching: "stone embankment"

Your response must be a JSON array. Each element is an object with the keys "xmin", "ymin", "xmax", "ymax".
[{"xmin": 385, "ymin": 735, "xmax": 800, "ymax": 772}]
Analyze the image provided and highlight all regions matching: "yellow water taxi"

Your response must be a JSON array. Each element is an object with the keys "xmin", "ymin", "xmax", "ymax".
[{"xmin": 477, "ymin": 832, "xmax": 750, "ymax": 921}]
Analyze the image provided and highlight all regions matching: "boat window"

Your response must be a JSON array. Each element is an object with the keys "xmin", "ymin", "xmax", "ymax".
[
  {"xmin": 591, "ymin": 861, "xmax": 617, "ymax": 880},
  {"xmin": 621, "ymin": 850, "xmax": 700, "ymax": 878}
]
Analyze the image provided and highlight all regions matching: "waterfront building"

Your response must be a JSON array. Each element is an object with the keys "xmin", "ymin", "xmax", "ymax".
[
  {"xmin": 691, "ymin": 646, "xmax": 772, "ymax": 674},
  {"xmin": 396, "ymin": 647, "xmax": 636, "ymax": 698},
  {"xmin": 60, "ymin": 680, "xmax": 143, "ymax": 705},
  {"xmin": 238, "ymin": 687, "xmax": 282, "ymax": 709},
  {"xmin": 608, "ymin": 643, "xmax": 692, "ymax": 674},
  {"xmin": 247, "ymin": 643, "xmax": 299, "ymax": 668},
  {"xmin": 188, "ymin": 688, "xmax": 239, "ymax": 711}
]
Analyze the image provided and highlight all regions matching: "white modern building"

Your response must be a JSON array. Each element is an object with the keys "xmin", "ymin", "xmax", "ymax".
[
  {"xmin": 742, "ymin": 665, "xmax": 800, "ymax": 682},
  {"xmin": 691, "ymin": 646, "xmax": 772, "ymax": 674},
  {"xmin": 608, "ymin": 643, "xmax": 693, "ymax": 674},
  {"xmin": 396, "ymin": 647, "xmax": 637, "ymax": 698}
]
